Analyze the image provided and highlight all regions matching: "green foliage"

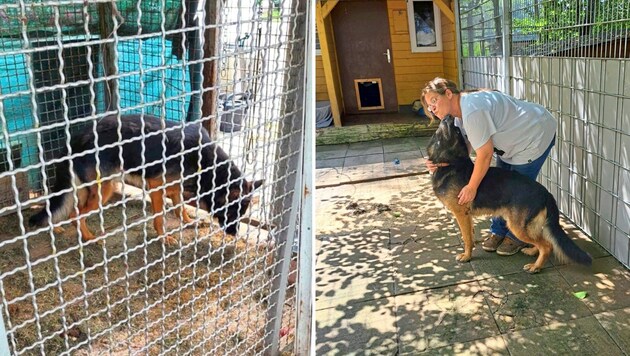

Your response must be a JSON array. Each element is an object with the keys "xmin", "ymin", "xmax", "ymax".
[
  {"xmin": 463, "ymin": 0, "xmax": 629, "ymax": 56},
  {"xmin": 512, "ymin": 0, "xmax": 630, "ymax": 43}
]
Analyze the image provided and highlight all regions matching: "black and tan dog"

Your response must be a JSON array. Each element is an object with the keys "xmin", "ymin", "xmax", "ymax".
[
  {"xmin": 426, "ymin": 115, "xmax": 591, "ymax": 273},
  {"xmin": 29, "ymin": 114, "xmax": 263, "ymax": 245}
]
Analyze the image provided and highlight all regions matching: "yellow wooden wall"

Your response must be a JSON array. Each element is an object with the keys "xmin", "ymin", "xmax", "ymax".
[
  {"xmin": 387, "ymin": 0, "xmax": 458, "ymax": 105},
  {"xmin": 314, "ymin": 0, "xmax": 458, "ymax": 106},
  {"xmin": 440, "ymin": 3, "xmax": 459, "ymax": 83},
  {"xmin": 315, "ymin": 55, "xmax": 329, "ymax": 101}
]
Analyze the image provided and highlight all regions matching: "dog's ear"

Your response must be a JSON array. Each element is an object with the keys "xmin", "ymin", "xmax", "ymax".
[
  {"xmin": 232, "ymin": 179, "xmax": 263, "ymax": 198},
  {"xmin": 251, "ymin": 179, "xmax": 264, "ymax": 191}
]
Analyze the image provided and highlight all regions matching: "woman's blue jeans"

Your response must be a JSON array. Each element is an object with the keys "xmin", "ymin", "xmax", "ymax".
[{"xmin": 490, "ymin": 138, "xmax": 555, "ymax": 242}]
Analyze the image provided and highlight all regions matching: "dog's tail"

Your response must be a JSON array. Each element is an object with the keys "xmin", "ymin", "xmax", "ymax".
[
  {"xmin": 543, "ymin": 195, "xmax": 592, "ymax": 266},
  {"xmin": 28, "ymin": 160, "xmax": 76, "ymax": 228}
]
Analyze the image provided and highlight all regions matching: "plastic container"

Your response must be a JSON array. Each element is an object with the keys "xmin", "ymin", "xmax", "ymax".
[{"xmin": 219, "ymin": 92, "xmax": 251, "ymax": 133}]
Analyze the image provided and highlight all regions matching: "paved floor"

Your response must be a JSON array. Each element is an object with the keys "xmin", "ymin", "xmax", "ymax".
[
  {"xmin": 316, "ymin": 137, "xmax": 429, "ymax": 187},
  {"xmin": 315, "ymin": 137, "xmax": 630, "ymax": 355}
]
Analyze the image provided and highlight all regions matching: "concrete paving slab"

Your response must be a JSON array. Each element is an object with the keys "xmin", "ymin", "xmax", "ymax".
[
  {"xmin": 383, "ymin": 150, "xmax": 420, "ymax": 162},
  {"xmin": 315, "ymin": 167, "xmax": 345, "ymax": 187},
  {"xmin": 343, "ymin": 154, "xmax": 384, "ymax": 168},
  {"xmin": 316, "ymin": 266, "xmax": 395, "ymax": 310},
  {"xmin": 414, "ymin": 136, "xmax": 433, "ymax": 154},
  {"xmin": 316, "ymin": 298, "xmax": 398, "ymax": 356},
  {"xmin": 384, "ymin": 150, "xmax": 424, "ymax": 163},
  {"xmin": 315, "ymin": 145, "xmax": 629, "ymax": 354},
  {"xmin": 383, "ymin": 151, "xmax": 427, "ymax": 174},
  {"xmin": 316, "ymin": 229, "xmax": 392, "ymax": 272},
  {"xmin": 478, "ymin": 269, "xmax": 593, "ymax": 333},
  {"xmin": 503, "ymin": 316, "xmax": 622, "ymax": 355},
  {"xmin": 557, "ymin": 256, "xmax": 630, "ymax": 314},
  {"xmin": 397, "ymin": 158, "xmax": 428, "ymax": 173},
  {"xmin": 594, "ymin": 306, "xmax": 630, "ymax": 353},
  {"xmin": 339, "ymin": 169, "xmax": 386, "ymax": 183},
  {"xmin": 346, "ymin": 141, "xmax": 384, "ymax": 157},
  {"xmin": 315, "ymin": 195, "xmax": 393, "ymax": 236},
  {"xmin": 315, "ymin": 177, "xmax": 433, "ymax": 235},
  {"xmin": 317, "ymin": 143, "xmax": 349, "ymax": 160},
  {"xmin": 383, "ymin": 141, "xmax": 422, "ymax": 154},
  {"xmin": 396, "ymin": 282, "xmax": 499, "ymax": 353},
  {"xmin": 415, "ymin": 336, "xmax": 509, "ymax": 355},
  {"xmin": 553, "ymin": 216, "xmax": 611, "ymax": 261},
  {"xmin": 316, "ymin": 157, "xmax": 344, "ymax": 169},
  {"xmin": 316, "ymin": 233, "xmax": 328, "ymax": 254},
  {"xmin": 393, "ymin": 243, "xmax": 476, "ymax": 295},
  {"xmin": 469, "ymin": 248, "xmax": 555, "ymax": 279},
  {"xmin": 390, "ymin": 225, "xmax": 462, "ymax": 250}
]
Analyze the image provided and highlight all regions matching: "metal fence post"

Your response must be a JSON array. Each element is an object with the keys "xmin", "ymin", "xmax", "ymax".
[
  {"xmin": 501, "ymin": 0, "xmax": 511, "ymax": 94},
  {"xmin": 0, "ymin": 308, "xmax": 9, "ymax": 356},
  {"xmin": 263, "ymin": 0, "xmax": 308, "ymax": 354},
  {"xmin": 454, "ymin": 0, "xmax": 465, "ymax": 89},
  {"xmin": 296, "ymin": 0, "xmax": 314, "ymax": 353}
]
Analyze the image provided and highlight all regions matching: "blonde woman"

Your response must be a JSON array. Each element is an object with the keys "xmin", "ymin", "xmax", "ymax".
[{"xmin": 421, "ymin": 77, "xmax": 557, "ymax": 256}]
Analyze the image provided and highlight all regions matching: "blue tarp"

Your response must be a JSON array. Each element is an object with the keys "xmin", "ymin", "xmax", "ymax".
[{"xmin": 0, "ymin": 37, "xmax": 191, "ymax": 185}]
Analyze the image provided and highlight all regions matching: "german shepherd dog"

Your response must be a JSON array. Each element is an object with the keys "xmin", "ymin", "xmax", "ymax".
[
  {"xmin": 427, "ymin": 115, "xmax": 591, "ymax": 273},
  {"xmin": 29, "ymin": 114, "xmax": 263, "ymax": 245}
]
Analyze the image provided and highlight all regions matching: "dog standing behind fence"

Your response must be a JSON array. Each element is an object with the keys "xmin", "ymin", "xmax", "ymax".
[
  {"xmin": 29, "ymin": 114, "xmax": 263, "ymax": 245},
  {"xmin": 426, "ymin": 115, "xmax": 591, "ymax": 273}
]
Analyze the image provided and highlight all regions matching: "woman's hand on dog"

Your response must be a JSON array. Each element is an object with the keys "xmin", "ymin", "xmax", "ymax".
[
  {"xmin": 425, "ymin": 159, "xmax": 438, "ymax": 173},
  {"xmin": 458, "ymin": 184, "xmax": 477, "ymax": 205}
]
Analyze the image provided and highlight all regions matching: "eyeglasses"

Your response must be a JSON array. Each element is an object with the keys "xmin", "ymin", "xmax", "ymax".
[{"xmin": 427, "ymin": 95, "xmax": 441, "ymax": 112}]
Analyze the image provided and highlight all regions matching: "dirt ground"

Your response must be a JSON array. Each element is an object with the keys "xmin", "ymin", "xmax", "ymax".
[{"xmin": 0, "ymin": 197, "xmax": 294, "ymax": 355}]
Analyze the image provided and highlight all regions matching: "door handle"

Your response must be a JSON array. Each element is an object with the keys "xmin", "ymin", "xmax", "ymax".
[{"xmin": 383, "ymin": 48, "xmax": 391, "ymax": 63}]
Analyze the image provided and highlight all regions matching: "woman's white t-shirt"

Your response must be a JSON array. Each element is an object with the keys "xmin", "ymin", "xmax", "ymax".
[{"xmin": 460, "ymin": 91, "xmax": 557, "ymax": 165}]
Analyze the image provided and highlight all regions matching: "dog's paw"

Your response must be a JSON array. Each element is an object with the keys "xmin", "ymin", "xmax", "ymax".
[
  {"xmin": 79, "ymin": 232, "xmax": 96, "ymax": 243},
  {"xmin": 163, "ymin": 235, "xmax": 178, "ymax": 246},
  {"xmin": 456, "ymin": 253, "xmax": 471, "ymax": 262},
  {"xmin": 523, "ymin": 263, "xmax": 541, "ymax": 274},
  {"xmin": 521, "ymin": 247, "xmax": 538, "ymax": 256}
]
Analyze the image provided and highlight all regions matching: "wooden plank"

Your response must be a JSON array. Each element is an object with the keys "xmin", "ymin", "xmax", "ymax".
[
  {"xmin": 202, "ymin": 0, "xmax": 220, "ymax": 137},
  {"xmin": 384, "ymin": 0, "xmax": 460, "ymax": 111},
  {"xmin": 391, "ymin": 8, "xmax": 409, "ymax": 34},
  {"xmin": 316, "ymin": 93, "xmax": 330, "ymax": 101},
  {"xmin": 394, "ymin": 57, "xmax": 443, "ymax": 67},
  {"xmin": 395, "ymin": 65, "xmax": 444, "ymax": 75},
  {"xmin": 98, "ymin": 3, "xmax": 120, "ymax": 111},
  {"xmin": 316, "ymin": 1, "xmax": 342, "ymax": 127},
  {"xmin": 435, "ymin": 0, "xmax": 455, "ymax": 23},
  {"xmin": 391, "ymin": 51, "xmax": 444, "ymax": 60},
  {"xmin": 390, "ymin": 32, "xmax": 411, "ymax": 41},
  {"xmin": 387, "ymin": 0, "xmax": 407, "ymax": 10},
  {"xmin": 321, "ymin": 0, "xmax": 339, "ymax": 19}
]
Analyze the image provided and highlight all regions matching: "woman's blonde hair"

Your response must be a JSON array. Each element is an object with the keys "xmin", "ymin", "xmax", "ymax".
[
  {"xmin": 420, "ymin": 77, "xmax": 461, "ymax": 122},
  {"xmin": 420, "ymin": 77, "xmax": 496, "ymax": 122}
]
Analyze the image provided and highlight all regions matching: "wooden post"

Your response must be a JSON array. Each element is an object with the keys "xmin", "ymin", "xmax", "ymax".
[
  {"xmin": 201, "ymin": 0, "xmax": 220, "ymax": 138},
  {"xmin": 315, "ymin": 1, "xmax": 343, "ymax": 127},
  {"xmin": 185, "ymin": 0, "xmax": 203, "ymax": 123},
  {"xmin": 98, "ymin": 2, "xmax": 119, "ymax": 112}
]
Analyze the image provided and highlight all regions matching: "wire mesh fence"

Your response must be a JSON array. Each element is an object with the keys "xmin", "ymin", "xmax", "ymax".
[
  {"xmin": 457, "ymin": 0, "xmax": 630, "ymax": 268},
  {"xmin": 0, "ymin": 0, "xmax": 309, "ymax": 354}
]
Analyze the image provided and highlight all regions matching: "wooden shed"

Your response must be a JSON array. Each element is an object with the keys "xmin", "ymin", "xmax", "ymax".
[{"xmin": 316, "ymin": 0, "xmax": 459, "ymax": 127}]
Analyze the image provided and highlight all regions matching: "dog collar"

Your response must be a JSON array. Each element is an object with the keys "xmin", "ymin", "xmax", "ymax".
[{"xmin": 435, "ymin": 163, "xmax": 450, "ymax": 168}]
